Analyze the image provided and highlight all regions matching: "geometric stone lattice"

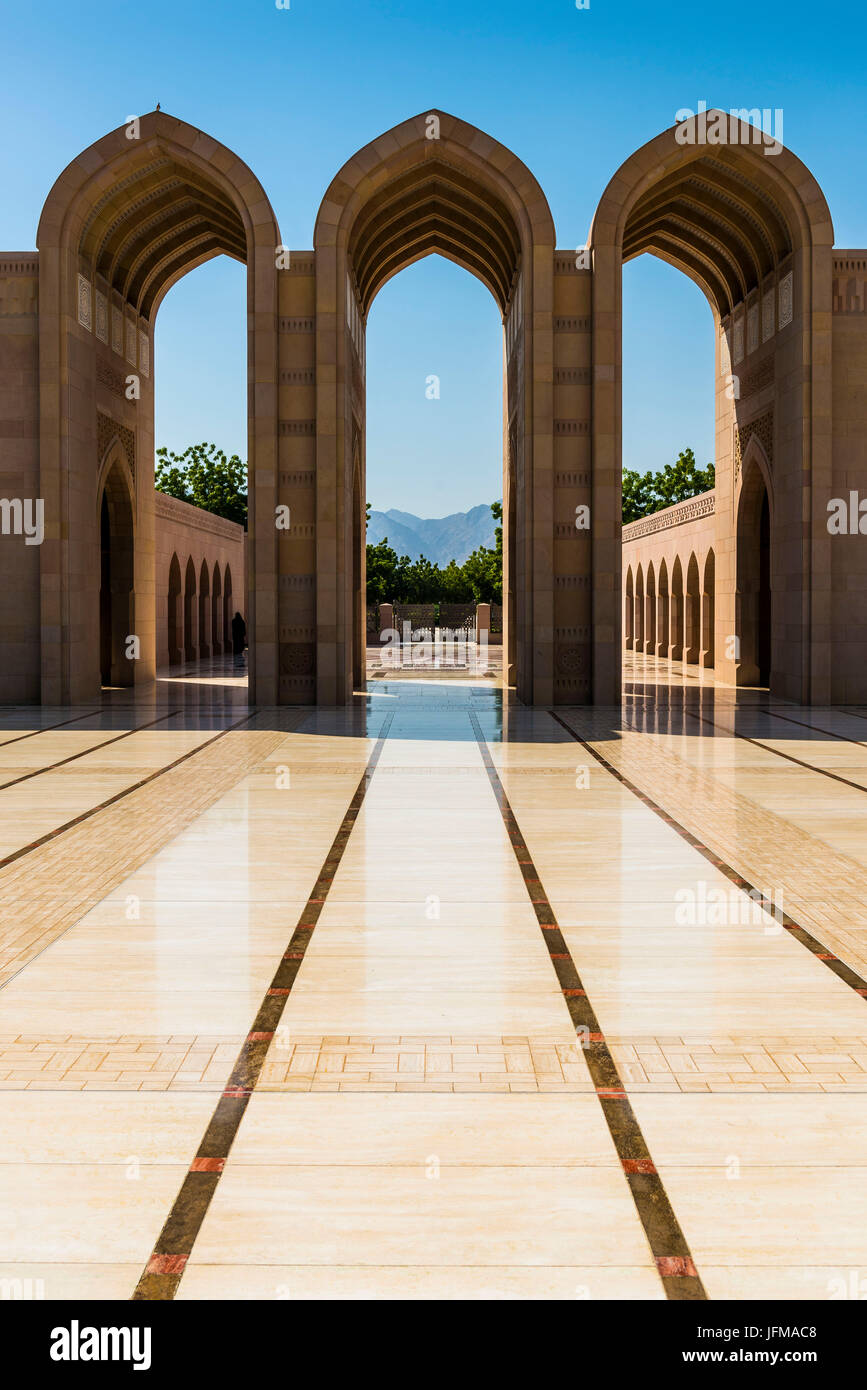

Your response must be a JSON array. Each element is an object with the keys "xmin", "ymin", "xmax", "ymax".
[{"xmin": 97, "ymin": 409, "xmax": 136, "ymax": 481}]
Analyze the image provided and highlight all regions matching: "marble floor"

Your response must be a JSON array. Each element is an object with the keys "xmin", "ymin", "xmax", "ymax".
[{"xmin": 1, "ymin": 658, "xmax": 867, "ymax": 1301}]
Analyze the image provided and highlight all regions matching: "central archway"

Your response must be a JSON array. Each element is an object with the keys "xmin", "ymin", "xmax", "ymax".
[{"xmin": 313, "ymin": 111, "xmax": 556, "ymax": 704}]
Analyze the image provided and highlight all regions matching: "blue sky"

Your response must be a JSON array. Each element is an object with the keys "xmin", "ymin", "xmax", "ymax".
[{"xmin": 2, "ymin": 0, "xmax": 864, "ymax": 514}]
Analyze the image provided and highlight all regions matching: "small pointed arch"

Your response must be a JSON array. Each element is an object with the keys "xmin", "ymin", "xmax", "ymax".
[
  {"xmin": 211, "ymin": 561, "xmax": 222, "ymax": 654},
  {"xmin": 737, "ymin": 439, "xmax": 773, "ymax": 687},
  {"xmin": 198, "ymin": 559, "xmax": 211, "ymax": 660},
  {"xmin": 670, "ymin": 553, "xmax": 685, "ymax": 661},
  {"xmin": 97, "ymin": 446, "xmax": 135, "ymax": 688},
  {"xmin": 645, "ymin": 561, "xmax": 657, "ymax": 654},
  {"xmin": 167, "ymin": 552, "xmax": 182, "ymax": 666},
  {"xmin": 625, "ymin": 565, "xmax": 634, "ymax": 649},
  {"xmin": 223, "ymin": 563, "xmax": 234, "ymax": 647},
  {"xmin": 635, "ymin": 563, "xmax": 645, "ymax": 650},
  {"xmin": 183, "ymin": 555, "xmax": 197, "ymax": 662},
  {"xmin": 702, "ymin": 548, "xmax": 716, "ymax": 668},
  {"xmin": 685, "ymin": 552, "xmax": 701, "ymax": 664},
  {"xmin": 656, "ymin": 558, "xmax": 670, "ymax": 659}
]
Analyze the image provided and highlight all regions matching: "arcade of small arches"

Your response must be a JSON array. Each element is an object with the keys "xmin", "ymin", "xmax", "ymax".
[{"xmin": 1, "ymin": 107, "xmax": 866, "ymax": 707}]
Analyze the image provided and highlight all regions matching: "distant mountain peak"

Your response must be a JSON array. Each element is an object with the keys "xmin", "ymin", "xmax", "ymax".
[{"xmin": 367, "ymin": 502, "xmax": 501, "ymax": 567}]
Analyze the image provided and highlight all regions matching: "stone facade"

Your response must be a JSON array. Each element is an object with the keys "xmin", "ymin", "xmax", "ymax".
[
  {"xmin": 0, "ymin": 109, "xmax": 865, "ymax": 704},
  {"xmin": 153, "ymin": 493, "xmax": 245, "ymax": 668}
]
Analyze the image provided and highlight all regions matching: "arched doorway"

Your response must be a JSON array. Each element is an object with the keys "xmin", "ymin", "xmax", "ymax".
[
  {"xmin": 657, "ymin": 560, "xmax": 670, "ymax": 659},
  {"xmin": 670, "ymin": 556, "xmax": 684, "ymax": 661},
  {"xmin": 737, "ymin": 452, "xmax": 773, "ymax": 687},
  {"xmin": 685, "ymin": 554, "xmax": 701, "ymax": 665},
  {"xmin": 183, "ymin": 558, "xmax": 197, "ymax": 662},
  {"xmin": 198, "ymin": 561, "xmax": 210, "ymax": 661},
  {"xmin": 212, "ymin": 563, "xmax": 222, "ymax": 656},
  {"xmin": 313, "ymin": 111, "xmax": 556, "ymax": 705},
  {"xmin": 702, "ymin": 549, "xmax": 716, "ymax": 668},
  {"xmin": 167, "ymin": 553, "xmax": 182, "ymax": 666},
  {"xmin": 589, "ymin": 111, "xmax": 834, "ymax": 704},
  {"xmin": 98, "ymin": 459, "xmax": 135, "ymax": 688},
  {"xmin": 635, "ymin": 565, "xmax": 645, "ymax": 653},
  {"xmin": 645, "ymin": 563, "xmax": 657, "ymax": 655},
  {"xmin": 625, "ymin": 567, "xmax": 634, "ymax": 649},
  {"xmin": 223, "ymin": 565, "xmax": 233, "ymax": 649},
  {"xmin": 36, "ymin": 111, "xmax": 280, "ymax": 704}
]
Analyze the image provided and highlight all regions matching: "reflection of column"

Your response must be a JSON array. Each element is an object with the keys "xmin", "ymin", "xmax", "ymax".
[
  {"xmin": 635, "ymin": 592, "xmax": 643, "ymax": 651},
  {"xmin": 476, "ymin": 602, "xmax": 490, "ymax": 646},
  {"xmin": 669, "ymin": 592, "xmax": 683, "ymax": 661},
  {"xmin": 624, "ymin": 592, "xmax": 632, "ymax": 649}
]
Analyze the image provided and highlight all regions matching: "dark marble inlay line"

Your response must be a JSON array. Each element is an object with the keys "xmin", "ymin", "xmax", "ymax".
[
  {"xmin": 468, "ymin": 708, "xmax": 708, "ymax": 1302},
  {"xmin": 132, "ymin": 710, "xmax": 395, "ymax": 1301}
]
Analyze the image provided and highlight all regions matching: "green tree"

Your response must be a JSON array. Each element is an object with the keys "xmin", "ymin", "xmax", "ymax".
[
  {"xmin": 155, "ymin": 442, "xmax": 248, "ymax": 527},
  {"xmin": 365, "ymin": 536, "xmax": 400, "ymax": 604},
  {"xmin": 365, "ymin": 499, "xmax": 503, "ymax": 605},
  {"xmin": 622, "ymin": 448, "xmax": 714, "ymax": 523}
]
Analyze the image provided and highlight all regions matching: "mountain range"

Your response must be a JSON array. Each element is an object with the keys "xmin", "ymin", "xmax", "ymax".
[{"xmin": 367, "ymin": 503, "xmax": 498, "ymax": 567}]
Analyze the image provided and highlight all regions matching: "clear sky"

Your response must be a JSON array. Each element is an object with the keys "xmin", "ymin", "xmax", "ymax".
[{"xmin": 2, "ymin": 0, "xmax": 863, "ymax": 515}]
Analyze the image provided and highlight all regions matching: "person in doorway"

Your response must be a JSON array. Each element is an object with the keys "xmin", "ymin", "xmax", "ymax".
[{"xmin": 231, "ymin": 610, "xmax": 247, "ymax": 669}]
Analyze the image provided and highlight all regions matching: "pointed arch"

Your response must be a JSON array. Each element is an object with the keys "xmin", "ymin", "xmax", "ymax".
[
  {"xmin": 737, "ymin": 440, "xmax": 774, "ymax": 687},
  {"xmin": 97, "ymin": 450, "xmax": 135, "ymax": 688},
  {"xmin": 625, "ymin": 565, "xmax": 634, "ymax": 650},
  {"xmin": 685, "ymin": 553, "xmax": 701, "ymax": 665},
  {"xmin": 211, "ymin": 561, "xmax": 222, "ymax": 656},
  {"xmin": 314, "ymin": 109, "xmax": 556, "ymax": 705},
  {"xmin": 37, "ymin": 111, "xmax": 280, "ymax": 702},
  {"xmin": 645, "ymin": 562, "xmax": 656, "ymax": 655},
  {"xmin": 657, "ymin": 558, "xmax": 670, "ymax": 660},
  {"xmin": 183, "ymin": 556, "xmax": 197, "ymax": 662},
  {"xmin": 167, "ymin": 553, "xmax": 182, "ymax": 666},
  {"xmin": 590, "ymin": 112, "xmax": 834, "ymax": 704},
  {"xmin": 702, "ymin": 548, "xmax": 716, "ymax": 668},
  {"xmin": 670, "ymin": 554, "xmax": 685, "ymax": 661},
  {"xmin": 198, "ymin": 559, "xmax": 211, "ymax": 661}
]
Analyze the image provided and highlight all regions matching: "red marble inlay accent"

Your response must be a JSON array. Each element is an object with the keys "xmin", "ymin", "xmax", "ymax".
[
  {"xmin": 816, "ymin": 953, "xmax": 837, "ymax": 961},
  {"xmin": 563, "ymin": 988, "xmax": 585, "ymax": 996},
  {"xmin": 588, "ymin": 1032, "xmax": 604, "ymax": 1041},
  {"xmin": 147, "ymin": 1254, "xmax": 188, "ymax": 1275},
  {"xmin": 223, "ymin": 1085, "xmax": 250, "ymax": 1098},
  {"xmin": 190, "ymin": 1157, "xmax": 225, "ymax": 1172},
  {"xmin": 248, "ymin": 1031, "xmax": 273, "ymax": 1041},
  {"xmin": 858, "ymin": 988, "xmax": 867, "ymax": 996},
  {"xmin": 268, "ymin": 988, "xmax": 291, "ymax": 996},
  {"xmin": 596, "ymin": 1086, "xmax": 626, "ymax": 1097},
  {"xmin": 284, "ymin": 952, "xmax": 304, "ymax": 959},
  {"xmin": 656, "ymin": 1256, "xmax": 698, "ymax": 1278},
  {"xmin": 622, "ymin": 1158, "xmax": 656, "ymax": 1174},
  {"xmin": 551, "ymin": 953, "xmax": 570, "ymax": 959}
]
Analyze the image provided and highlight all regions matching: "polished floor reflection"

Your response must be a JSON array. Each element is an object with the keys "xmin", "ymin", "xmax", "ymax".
[{"xmin": 1, "ymin": 668, "xmax": 866, "ymax": 1300}]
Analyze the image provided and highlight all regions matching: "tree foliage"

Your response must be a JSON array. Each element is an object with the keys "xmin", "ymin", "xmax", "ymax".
[
  {"xmin": 367, "ymin": 500, "xmax": 502, "ymax": 604},
  {"xmin": 155, "ymin": 442, "xmax": 248, "ymax": 528},
  {"xmin": 622, "ymin": 448, "xmax": 714, "ymax": 524}
]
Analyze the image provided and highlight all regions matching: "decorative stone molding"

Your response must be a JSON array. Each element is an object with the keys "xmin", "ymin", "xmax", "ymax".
[
  {"xmin": 96, "ymin": 357, "xmax": 126, "ymax": 398},
  {"xmin": 762, "ymin": 286, "xmax": 775, "ymax": 341},
  {"xmin": 747, "ymin": 301, "xmax": 759, "ymax": 354},
  {"xmin": 279, "ymin": 470, "xmax": 315, "ymax": 487},
  {"xmin": 125, "ymin": 315, "xmax": 137, "ymax": 365},
  {"xmin": 554, "ymin": 367, "xmax": 590, "ymax": 384},
  {"xmin": 77, "ymin": 274, "xmax": 92, "ymax": 331},
  {"xmin": 94, "ymin": 291, "xmax": 108, "ymax": 343},
  {"xmin": 280, "ymin": 641, "xmax": 316, "ymax": 676},
  {"xmin": 833, "ymin": 257, "xmax": 867, "ymax": 313},
  {"xmin": 554, "ymin": 420, "xmax": 590, "ymax": 436},
  {"xmin": 97, "ymin": 410, "xmax": 135, "ymax": 480},
  {"xmin": 735, "ymin": 409, "xmax": 774, "ymax": 481},
  {"xmin": 622, "ymin": 490, "xmax": 715, "ymax": 542},
  {"xmin": 555, "ymin": 471, "xmax": 590, "ymax": 487},
  {"xmin": 739, "ymin": 357, "xmax": 774, "ymax": 397},
  {"xmin": 138, "ymin": 329, "xmax": 149, "ymax": 378},
  {"xmin": 733, "ymin": 315, "xmax": 744, "ymax": 364},
  {"xmin": 554, "ymin": 316, "xmax": 590, "ymax": 332},
  {"xmin": 279, "ymin": 317, "xmax": 315, "ymax": 332},
  {"xmin": 111, "ymin": 305, "xmax": 123, "ymax": 356},
  {"xmin": 279, "ymin": 420, "xmax": 315, "ymax": 436},
  {"xmin": 154, "ymin": 490, "xmax": 244, "ymax": 541},
  {"xmin": 280, "ymin": 368, "xmax": 315, "ymax": 385},
  {"xmin": 778, "ymin": 270, "xmax": 793, "ymax": 328}
]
